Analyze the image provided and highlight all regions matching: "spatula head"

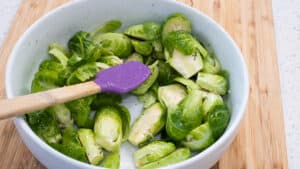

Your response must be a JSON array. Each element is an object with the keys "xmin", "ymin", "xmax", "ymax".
[{"xmin": 94, "ymin": 61, "xmax": 151, "ymax": 93}]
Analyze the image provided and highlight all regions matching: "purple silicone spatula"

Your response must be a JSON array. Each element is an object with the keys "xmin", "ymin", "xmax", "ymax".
[{"xmin": 0, "ymin": 61, "xmax": 151, "ymax": 120}]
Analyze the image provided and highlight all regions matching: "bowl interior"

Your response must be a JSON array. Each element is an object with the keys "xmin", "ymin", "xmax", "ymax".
[{"xmin": 5, "ymin": 0, "xmax": 249, "ymax": 168}]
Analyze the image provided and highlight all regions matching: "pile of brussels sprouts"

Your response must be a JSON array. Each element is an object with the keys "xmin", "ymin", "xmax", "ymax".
[{"xmin": 27, "ymin": 13, "xmax": 230, "ymax": 169}]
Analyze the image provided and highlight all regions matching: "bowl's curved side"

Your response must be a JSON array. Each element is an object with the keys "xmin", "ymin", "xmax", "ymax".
[{"xmin": 6, "ymin": 0, "xmax": 249, "ymax": 169}]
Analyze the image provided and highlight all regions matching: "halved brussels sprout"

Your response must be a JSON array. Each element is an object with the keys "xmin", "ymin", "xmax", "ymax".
[
  {"xmin": 138, "ymin": 90, "xmax": 157, "ymax": 108},
  {"xmin": 140, "ymin": 148, "xmax": 190, "ymax": 169},
  {"xmin": 51, "ymin": 128, "xmax": 88, "ymax": 162},
  {"xmin": 196, "ymin": 72, "xmax": 228, "ymax": 95},
  {"xmin": 101, "ymin": 150, "xmax": 120, "ymax": 169},
  {"xmin": 158, "ymin": 84, "xmax": 187, "ymax": 111},
  {"xmin": 98, "ymin": 55, "xmax": 123, "ymax": 66},
  {"xmin": 134, "ymin": 141, "xmax": 176, "ymax": 168},
  {"xmin": 132, "ymin": 61, "xmax": 159, "ymax": 95},
  {"xmin": 94, "ymin": 105, "xmax": 131, "ymax": 151},
  {"xmin": 174, "ymin": 77, "xmax": 200, "ymax": 92},
  {"xmin": 37, "ymin": 59, "xmax": 68, "ymax": 86},
  {"xmin": 151, "ymin": 39, "xmax": 163, "ymax": 53},
  {"xmin": 182, "ymin": 122, "xmax": 214, "ymax": 151},
  {"xmin": 167, "ymin": 49, "xmax": 203, "ymax": 79},
  {"xmin": 66, "ymin": 62, "xmax": 100, "ymax": 85},
  {"xmin": 162, "ymin": 13, "xmax": 192, "ymax": 40},
  {"xmin": 31, "ymin": 70, "xmax": 59, "ymax": 93},
  {"xmin": 198, "ymin": 90, "xmax": 224, "ymax": 116},
  {"xmin": 131, "ymin": 40, "xmax": 153, "ymax": 56},
  {"xmin": 166, "ymin": 90, "xmax": 203, "ymax": 141},
  {"xmin": 128, "ymin": 103, "xmax": 166, "ymax": 146},
  {"xmin": 91, "ymin": 20, "xmax": 122, "ymax": 36},
  {"xmin": 49, "ymin": 45, "xmax": 69, "ymax": 67},
  {"xmin": 151, "ymin": 40, "xmax": 165, "ymax": 60},
  {"xmin": 94, "ymin": 106, "xmax": 123, "ymax": 152},
  {"xmin": 126, "ymin": 53, "xmax": 144, "ymax": 63},
  {"xmin": 117, "ymin": 105, "xmax": 131, "ymax": 141},
  {"xmin": 207, "ymin": 105, "xmax": 230, "ymax": 139},
  {"xmin": 46, "ymin": 104, "xmax": 73, "ymax": 128},
  {"xmin": 125, "ymin": 22, "xmax": 161, "ymax": 40},
  {"xmin": 78, "ymin": 129, "xmax": 104, "ymax": 165},
  {"xmin": 203, "ymin": 53, "xmax": 221, "ymax": 74},
  {"xmin": 164, "ymin": 31, "xmax": 205, "ymax": 78},
  {"xmin": 66, "ymin": 95, "xmax": 95, "ymax": 128},
  {"xmin": 157, "ymin": 60, "xmax": 177, "ymax": 85},
  {"xmin": 67, "ymin": 31, "xmax": 104, "ymax": 65},
  {"xmin": 27, "ymin": 110, "xmax": 62, "ymax": 144},
  {"xmin": 93, "ymin": 33, "xmax": 133, "ymax": 57}
]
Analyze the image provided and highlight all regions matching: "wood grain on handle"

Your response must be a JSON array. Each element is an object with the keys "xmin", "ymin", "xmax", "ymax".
[{"xmin": 0, "ymin": 81, "xmax": 100, "ymax": 120}]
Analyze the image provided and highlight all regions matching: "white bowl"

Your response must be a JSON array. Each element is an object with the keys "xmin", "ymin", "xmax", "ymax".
[{"xmin": 5, "ymin": 0, "xmax": 249, "ymax": 169}]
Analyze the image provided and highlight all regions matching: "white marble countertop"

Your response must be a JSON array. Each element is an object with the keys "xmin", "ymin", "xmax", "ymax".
[{"xmin": 0, "ymin": 0, "xmax": 299, "ymax": 168}]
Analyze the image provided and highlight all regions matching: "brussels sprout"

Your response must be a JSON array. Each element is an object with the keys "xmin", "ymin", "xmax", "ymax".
[
  {"xmin": 126, "ymin": 53, "xmax": 144, "ymax": 63},
  {"xmin": 140, "ymin": 148, "xmax": 190, "ymax": 169},
  {"xmin": 66, "ymin": 62, "xmax": 100, "ymax": 85},
  {"xmin": 174, "ymin": 77, "xmax": 200, "ymax": 92},
  {"xmin": 101, "ymin": 151, "xmax": 120, "ymax": 169},
  {"xmin": 162, "ymin": 13, "xmax": 192, "ymax": 40},
  {"xmin": 157, "ymin": 60, "xmax": 177, "ymax": 85},
  {"xmin": 51, "ymin": 128, "xmax": 88, "ymax": 162},
  {"xmin": 39, "ymin": 59, "xmax": 64, "ymax": 72},
  {"xmin": 98, "ymin": 55, "xmax": 123, "ymax": 66},
  {"xmin": 125, "ymin": 22, "xmax": 161, "ymax": 40},
  {"xmin": 31, "ymin": 70, "xmax": 59, "ymax": 93},
  {"xmin": 27, "ymin": 110, "xmax": 62, "ymax": 144},
  {"xmin": 196, "ymin": 72, "xmax": 228, "ymax": 95},
  {"xmin": 152, "ymin": 39, "xmax": 163, "ymax": 53},
  {"xmin": 132, "ymin": 61, "xmax": 159, "ymax": 95},
  {"xmin": 117, "ymin": 105, "xmax": 131, "ymax": 141},
  {"xmin": 164, "ymin": 31, "xmax": 205, "ymax": 78},
  {"xmin": 166, "ymin": 90, "xmax": 203, "ymax": 141},
  {"xmin": 94, "ymin": 107, "xmax": 122, "ymax": 152},
  {"xmin": 151, "ymin": 40, "xmax": 165, "ymax": 60},
  {"xmin": 49, "ymin": 45, "xmax": 69, "ymax": 67},
  {"xmin": 78, "ymin": 129, "xmax": 104, "ymax": 165},
  {"xmin": 157, "ymin": 84, "xmax": 187, "ymax": 111},
  {"xmin": 93, "ymin": 33, "xmax": 133, "ymax": 57},
  {"xmin": 47, "ymin": 104, "xmax": 73, "ymax": 128},
  {"xmin": 167, "ymin": 49, "xmax": 203, "ymax": 79},
  {"xmin": 182, "ymin": 122, "xmax": 214, "ymax": 151},
  {"xmin": 32, "ymin": 57, "xmax": 70, "ymax": 91},
  {"xmin": 207, "ymin": 105, "xmax": 230, "ymax": 139},
  {"xmin": 92, "ymin": 20, "xmax": 122, "ymax": 36},
  {"xmin": 38, "ymin": 59, "xmax": 69, "ymax": 86},
  {"xmin": 134, "ymin": 141, "xmax": 176, "ymax": 168},
  {"xmin": 138, "ymin": 90, "xmax": 157, "ymax": 108},
  {"xmin": 67, "ymin": 31, "xmax": 103, "ymax": 65},
  {"xmin": 66, "ymin": 95, "xmax": 95, "ymax": 127},
  {"xmin": 131, "ymin": 40, "xmax": 153, "ymax": 56},
  {"xmin": 68, "ymin": 31, "xmax": 90, "ymax": 54},
  {"xmin": 94, "ymin": 105, "xmax": 131, "ymax": 151},
  {"xmin": 203, "ymin": 53, "xmax": 221, "ymax": 74},
  {"xmin": 68, "ymin": 52, "xmax": 83, "ymax": 66},
  {"xmin": 128, "ymin": 103, "xmax": 166, "ymax": 146},
  {"xmin": 198, "ymin": 90, "xmax": 224, "ymax": 116},
  {"xmin": 164, "ymin": 31, "xmax": 199, "ymax": 57},
  {"xmin": 92, "ymin": 93, "xmax": 122, "ymax": 109}
]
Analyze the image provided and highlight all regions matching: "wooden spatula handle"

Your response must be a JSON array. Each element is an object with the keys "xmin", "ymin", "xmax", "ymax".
[{"xmin": 0, "ymin": 81, "xmax": 101, "ymax": 120}]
